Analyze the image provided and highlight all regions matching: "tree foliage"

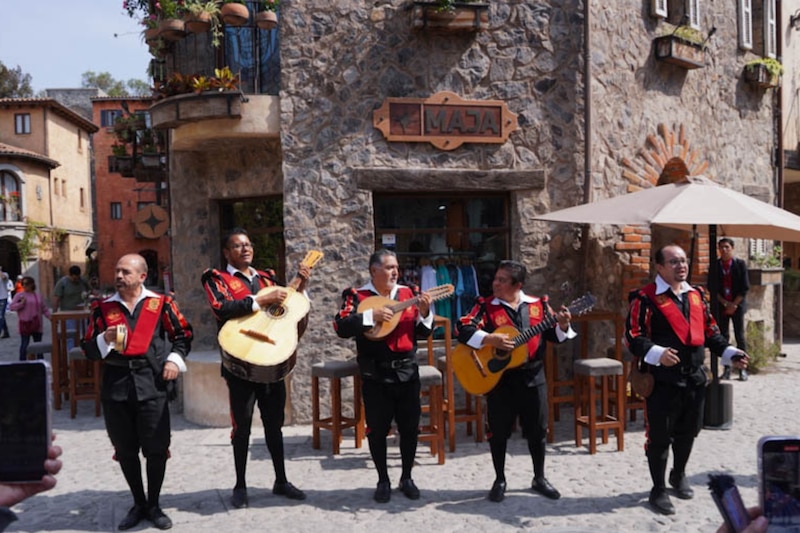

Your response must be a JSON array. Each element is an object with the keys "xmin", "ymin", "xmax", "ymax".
[
  {"xmin": 81, "ymin": 71, "xmax": 151, "ymax": 97},
  {"xmin": 0, "ymin": 61, "xmax": 34, "ymax": 98}
]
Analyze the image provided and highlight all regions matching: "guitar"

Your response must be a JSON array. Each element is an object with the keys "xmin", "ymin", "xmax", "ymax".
[
  {"xmin": 358, "ymin": 284, "xmax": 454, "ymax": 341},
  {"xmin": 452, "ymin": 293, "xmax": 597, "ymax": 395},
  {"xmin": 218, "ymin": 250, "xmax": 324, "ymax": 383}
]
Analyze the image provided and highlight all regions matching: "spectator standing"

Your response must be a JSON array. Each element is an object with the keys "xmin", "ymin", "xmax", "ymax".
[
  {"xmin": 8, "ymin": 277, "xmax": 50, "ymax": 361},
  {"xmin": 0, "ymin": 268, "xmax": 10, "ymax": 338}
]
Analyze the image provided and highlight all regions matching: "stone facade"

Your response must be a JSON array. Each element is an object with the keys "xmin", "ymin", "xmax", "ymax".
[{"xmin": 165, "ymin": 0, "xmax": 780, "ymax": 423}]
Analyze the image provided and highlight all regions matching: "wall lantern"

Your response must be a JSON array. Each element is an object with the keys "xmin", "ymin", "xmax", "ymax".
[{"xmin": 791, "ymin": 10, "xmax": 800, "ymax": 31}]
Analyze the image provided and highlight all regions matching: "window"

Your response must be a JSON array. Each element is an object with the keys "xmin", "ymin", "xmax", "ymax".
[
  {"xmin": 764, "ymin": 0, "xmax": 776, "ymax": 58},
  {"xmin": 101, "ymin": 110, "xmax": 123, "ymax": 128},
  {"xmin": 0, "ymin": 171, "xmax": 21, "ymax": 222},
  {"xmin": 739, "ymin": 0, "xmax": 753, "ymax": 50},
  {"xmin": 110, "ymin": 202, "xmax": 122, "ymax": 220},
  {"xmin": 652, "ymin": 0, "xmax": 667, "ymax": 18},
  {"xmin": 747, "ymin": 0, "xmax": 777, "ymax": 56},
  {"xmin": 80, "ymin": 188, "xmax": 85, "ymax": 210},
  {"xmin": 53, "ymin": 178, "xmax": 59, "ymax": 197},
  {"xmin": 62, "ymin": 180, "xmax": 66, "ymax": 198},
  {"xmin": 77, "ymin": 129, "xmax": 83, "ymax": 153},
  {"xmin": 687, "ymin": 0, "xmax": 700, "ymax": 29},
  {"xmin": 14, "ymin": 114, "xmax": 30, "ymax": 134}
]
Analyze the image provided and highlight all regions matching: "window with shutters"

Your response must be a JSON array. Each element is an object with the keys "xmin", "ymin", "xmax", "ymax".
[
  {"xmin": 652, "ymin": 0, "xmax": 667, "ymax": 18},
  {"xmin": 739, "ymin": 0, "xmax": 753, "ymax": 50},
  {"xmin": 750, "ymin": 0, "xmax": 776, "ymax": 57},
  {"xmin": 687, "ymin": 0, "xmax": 700, "ymax": 29},
  {"xmin": 764, "ymin": 0, "xmax": 776, "ymax": 58}
]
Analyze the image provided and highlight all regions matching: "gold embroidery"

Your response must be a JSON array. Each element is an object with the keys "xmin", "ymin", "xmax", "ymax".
[
  {"xmin": 690, "ymin": 293, "xmax": 701, "ymax": 306},
  {"xmin": 496, "ymin": 315, "xmax": 508, "ymax": 326},
  {"xmin": 230, "ymin": 279, "xmax": 244, "ymax": 291},
  {"xmin": 107, "ymin": 309, "xmax": 122, "ymax": 323},
  {"xmin": 146, "ymin": 298, "xmax": 160, "ymax": 312},
  {"xmin": 531, "ymin": 305, "xmax": 541, "ymax": 318}
]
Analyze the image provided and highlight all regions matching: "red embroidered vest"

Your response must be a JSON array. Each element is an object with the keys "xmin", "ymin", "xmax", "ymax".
[
  {"xmin": 485, "ymin": 298, "xmax": 545, "ymax": 359},
  {"xmin": 640, "ymin": 283, "xmax": 705, "ymax": 347},
  {"xmin": 99, "ymin": 296, "xmax": 165, "ymax": 356},
  {"xmin": 357, "ymin": 286, "xmax": 416, "ymax": 352}
]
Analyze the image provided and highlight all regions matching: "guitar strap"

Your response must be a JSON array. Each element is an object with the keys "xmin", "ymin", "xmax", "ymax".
[{"xmin": 99, "ymin": 297, "xmax": 164, "ymax": 356}]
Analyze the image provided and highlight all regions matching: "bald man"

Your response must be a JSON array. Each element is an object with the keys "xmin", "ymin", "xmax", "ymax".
[{"xmin": 83, "ymin": 254, "xmax": 193, "ymax": 530}]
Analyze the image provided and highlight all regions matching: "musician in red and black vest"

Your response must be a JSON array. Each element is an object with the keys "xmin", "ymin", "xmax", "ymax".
[
  {"xmin": 201, "ymin": 228, "xmax": 310, "ymax": 509},
  {"xmin": 457, "ymin": 260, "xmax": 574, "ymax": 504},
  {"xmin": 333, "ymin": 249, "xmax": 433, "ymax": 504},
  {"xmin": 82, "ymin": 254, "xmax": 192, "ymax": 531},
  {"xmin": 625, "ymin": 244, "xmax": 748, "ymax": 517}
]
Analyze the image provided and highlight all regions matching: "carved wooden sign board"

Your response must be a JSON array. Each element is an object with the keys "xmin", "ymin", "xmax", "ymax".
[{"xmin": 373, "ymin": 91, "xmax": 519, "ymax": 151}]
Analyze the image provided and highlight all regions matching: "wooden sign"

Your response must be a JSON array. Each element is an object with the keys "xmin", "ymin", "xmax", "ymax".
[
  {"xmin": 134, "ymin": 204, "xmax": 169, "ymax": 239},
  {"xmin": 373, "ymin": 91, "xmax": 518, "ymax": 151}
]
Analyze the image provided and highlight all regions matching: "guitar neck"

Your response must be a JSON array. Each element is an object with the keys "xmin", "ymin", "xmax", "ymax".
[
  {"xmin": 511, "ymin": 315, "xmax": 558, "ymax": 349},
  {"xmin": 388, "ymin": 296, "xmax": 420, "ymax": 314}
]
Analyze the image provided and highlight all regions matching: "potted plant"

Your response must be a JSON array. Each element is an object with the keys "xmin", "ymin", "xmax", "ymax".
[
  {"xmin": 744, "ymin": 57, "xmax": 783, "ymax": 89},
  {"xmin": 749, "ymin": 245, "xmax": 784, "ymax": 286},
  {"xmin": 139, "ymin": 129, "xmax": 163, "ymax": 168},
  {"xmin": 411, "ymin": 0, "xmax": 489, "ymax": 32},
  {"xmin": 255, "ymin": 0, "xmax": 279, "ymax": 30},
  {"xmin": 221, "ymin": 0, "xmax": 249, "ymax": 26},
  {"xmin": 157, "ymin": 0, "xmax": 187, "ymax": 41},
  {"xmin": 141, "ymin": 14, "xmax": 160, "ymax": 44},
  {"xmin": 654, "ymin": 25, "xmax": 706, "ymax": 70}
]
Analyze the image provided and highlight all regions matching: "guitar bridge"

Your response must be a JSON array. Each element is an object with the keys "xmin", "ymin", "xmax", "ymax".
[
  {"xmin": 240, "ymin": 329, "xmax": 276, "ymax": 344},
  {"xmin": 469, "ymin": 349, "xmax": 488, "ymax": 378}
]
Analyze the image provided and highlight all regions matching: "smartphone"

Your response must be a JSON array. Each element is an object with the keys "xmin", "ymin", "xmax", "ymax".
[
  {"xmin": 0, "ymin": 361, "xmax": 52, "ymax": 483},
  {"xmin": 709, "ymin": 474, "xmax": 752, "ymax": 533},
  {"xmin": 759, "ymin": 435, "xmax": 800, "ymax": 532}
]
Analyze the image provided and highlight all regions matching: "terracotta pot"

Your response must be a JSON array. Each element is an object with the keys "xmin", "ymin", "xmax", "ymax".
[
  {"xmin": 221, "ymin": 3, "xmax": 249, "ymax": 26},
  {"xmin": 184, "ymin": 12, "xmax": 212, "ymax": 34},
  {"xmin": 255, "ymin": 11, "xmax": 278, "ymax": 30},
  {"xmin": 158, "ymin": 18, "xmax": 186, "ymax": 41},
  {"xmin": 143, "ymin": 28, "xmax": 160, "ymax": 44}
]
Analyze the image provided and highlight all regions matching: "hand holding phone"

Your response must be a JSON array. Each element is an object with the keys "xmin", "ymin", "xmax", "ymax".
[
  {"xmin": 709, "ymin": 473, "xmax": 752, "ymax": 533},
  {"xmin": 759, "ymin": 435, "xmax": 800, "ymax": 532}
]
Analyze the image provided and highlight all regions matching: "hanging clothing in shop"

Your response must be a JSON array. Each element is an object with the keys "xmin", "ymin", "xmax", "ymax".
[{"xmin": 420, "ymin": 264, "xmax": 437, "ymax": 292}]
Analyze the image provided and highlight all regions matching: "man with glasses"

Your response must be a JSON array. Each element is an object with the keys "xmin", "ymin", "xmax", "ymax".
[
  {"xmin": 626, "ymin": 244, "xmax": 749, "ymax": 516},
  {"xmin": 457, "ymin": 260, "xmax": 575, "ymax": 503},
  {"xmin": 713, "ymin": 238, "xmax": 750, "ymax": 381},
  {"xmin": 202, "ymin": 228, "xmax": 310, "ymax": 509}
]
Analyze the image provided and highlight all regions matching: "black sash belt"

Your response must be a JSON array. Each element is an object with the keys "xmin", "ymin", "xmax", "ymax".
[{"xmin": 104, "ymin": 357, "xmax": 149, "ymax": 369}]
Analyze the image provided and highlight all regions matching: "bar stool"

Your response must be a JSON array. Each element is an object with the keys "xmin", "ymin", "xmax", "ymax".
[
  {"xmin": 417, "ymin": 364, "xmax": 445, "ymax": 464},
  {"xmin": 545, "ymin": 343, "xmax": 576, "ymax": 443},
  {"xmin": 67, "ymin": 347, "xmax": 102, "ymax": 418},
  {"xmin": 573, "ymin": 357, "xmax": 625, "ymax": 454},
  {"xmin": 26, "ymin": 341, "xmax": 52, "ymax": 361},
  {"xmin": 311, "ymin": 359, "xmax": 364, "ymax": 455},
  {"xmin": 428, "ymin": 316, "xmax": 483, "ymax": 452}
]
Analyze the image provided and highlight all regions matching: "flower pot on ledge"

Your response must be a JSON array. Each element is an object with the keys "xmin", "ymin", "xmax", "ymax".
[
  {"xmin": 654, "ymin": 35, "xmax": 705, "ymax": 70},
  {"xmin": 744, "ymin": 63, "xmax": 780, "ymax": 89},
  {"xmin": 221, "ymin": 3, "xmax": 249, "ymax": 26},
  {"xmin": 256, "ymin": 11, "xmax": 278, "ymax": 30},
  {"xmin": 411, "ymin": 2, "xmax": 489, "ymax": 33},
  {"xmin": 748, "ymin": 267, "xmax": 783, "ymax": 286}
]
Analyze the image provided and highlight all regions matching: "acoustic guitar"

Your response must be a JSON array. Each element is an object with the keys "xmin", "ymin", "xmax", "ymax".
[
  {"xmin": 218, "ymin": 250, "xmax": 324, "ymax": 383},
  {"xmin": 452, "ymin": 293, "xmax": 596, "ymax": 395},
  {"xmin": 358, "ymin": 284, "xmax": 454, "ymax": 341}
]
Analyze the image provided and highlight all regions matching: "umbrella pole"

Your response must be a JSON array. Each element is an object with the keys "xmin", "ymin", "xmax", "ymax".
[{"xmin": 687, "ymin": 224, "xmax": 697, "ymax": 285}]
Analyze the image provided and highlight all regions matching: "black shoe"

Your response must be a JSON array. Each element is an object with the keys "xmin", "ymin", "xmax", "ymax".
[
  {"xmin": 147, "ymin": 507, "xmax": 172, "ymax": 530},
  {"xmin": 721, "ymin": 366, "xmax": 731, "ymax": 380},
  {"xmin": 272, "ymin": 481, "xmax": 306, "ymax": 501},
  {"xmin": 118, "ymin": 504, "xmax": 147, "ymax": 531},
  {"xmin": 399, "ymin": 478, "xmax": 420, "ymax": 500},
  {"xmin": 669, "ymin": 470, "xmax": 694, "ymax": 499},
  {"xmin": 374, "ymin": 481, "xmax": 391, "ymax": 503},
  {"xmin": 649, "ymin": 487, "xmax": 675, "ymax": 515},
  {"xmin": 532, "ymin": 477, "xmax": 561, "ymax": 500},
  {"xmin": 231, "ymin": 487, "xmax": 248, "ymax": 509},
  {"xmin": 0, "ymin": 333, "xmax": 9, "ymax": 338},
  {"xmin": 488, "ymin": 480, "xmax": 506, "ymax": 502},
  {"xmin": 739, "ymin": 369, "xmax": 749, "ymax": 381}
]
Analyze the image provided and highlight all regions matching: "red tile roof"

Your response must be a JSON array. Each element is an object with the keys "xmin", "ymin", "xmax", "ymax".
[{"xmin": 0, "ymin": 142, "xmax": 60, "ymax": 169}]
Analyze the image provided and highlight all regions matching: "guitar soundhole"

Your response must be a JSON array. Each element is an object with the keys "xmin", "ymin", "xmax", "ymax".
[
  {"xmin": 495, "ymin": 350, "xmax": 510, "ymax": 360},
  {"xmin": 266, "ymin": 304, "xmax": 286, "ymax": 318}
]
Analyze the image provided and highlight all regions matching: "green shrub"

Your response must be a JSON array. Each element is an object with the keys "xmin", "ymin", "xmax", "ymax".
[{"xmin": 744, "ymin": 321, "xmax": 781, "ymax": 374}]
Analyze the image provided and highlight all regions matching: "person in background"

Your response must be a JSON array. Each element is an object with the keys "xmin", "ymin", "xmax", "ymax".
[
  {"xmin": 8, "ymin": 277, "xmax": 50, "ymax": 361},
  {"xmin": 0, "ymin": 443, "xmax": 63, "ymax": 533},
  {"xmin": 333, "ymin": 249, "xmax": 433, "ymax": 503},
  {"xmin": 53, "ymin": 265, "xmax": 90, "ymax": 311},
  {"xmin": 457, "ymin": 260, "xmax": 574, "ymax": 503},
  {"xmin": 626, "ymin": 244, "xmax": 748, "ymax": 516},
  {"xmin": 82, "ymin": 254, "xmax": 192, "ymax": 530},
  {"xmin": 713, "ymin": 238, "xmax": 750, "ymax": 381},
  {"xmin": 0, "ymin": 268, "xmax": 10, "ymax": 339},
  {"xmin": 14, "ymin": 276, "xmax": 23, "ymax": 298}
]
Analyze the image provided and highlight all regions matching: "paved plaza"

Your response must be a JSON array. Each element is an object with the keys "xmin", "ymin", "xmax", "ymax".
[{"xmin": 1, "ymin": 310, "xmax": 797, "ymax": 532}]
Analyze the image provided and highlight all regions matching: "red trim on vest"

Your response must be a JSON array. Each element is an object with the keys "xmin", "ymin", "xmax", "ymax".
[
  {"xmin": 218, "ymin": 271, "xmax": 256, "ymax": 298},
  {"xmin": 640, "ymin": 283, "xmax": 704, "ymax": 347},
  {"xmin": 357, "ymin": 287, "xmax": 416, "ymax": 352},
  {"xmin": 99, "ymin": 296, "xmax": 165, "ymax": 356},
  {"xmin": 485, "ymin": 298, "xmax": 545, "ymax": 359}
]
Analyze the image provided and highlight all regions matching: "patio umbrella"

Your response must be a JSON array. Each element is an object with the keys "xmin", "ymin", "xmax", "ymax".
[{"xmin": 534, "ymin": 176, "xmax": 800, "ymax": 429}]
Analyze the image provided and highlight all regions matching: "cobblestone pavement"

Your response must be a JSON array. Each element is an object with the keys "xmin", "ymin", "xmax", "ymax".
[{"xmin": 1, "ymin": 310, "xmax": 796, "ymax": 532}]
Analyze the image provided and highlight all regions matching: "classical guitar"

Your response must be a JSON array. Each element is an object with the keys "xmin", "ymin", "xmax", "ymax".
[
  {"xmin": 452, "ymin": 293, "xmax": 597, "ymax": 395},
  {"xmin": 218, "ymin": 250, "xmax": 324, "ymax": 383},
  {"xmin": 358, "ymin": 284, "xmax": 454, "ymax": 341}
]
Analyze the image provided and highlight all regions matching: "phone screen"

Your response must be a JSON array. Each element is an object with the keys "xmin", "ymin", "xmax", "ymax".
[
  {"xmin": 0, "ymin": 361, "xmax": 52, "ymax": 483},
  {"xmin": 760, "ymin": 436, "xmax": 800, "ymax": 532}
]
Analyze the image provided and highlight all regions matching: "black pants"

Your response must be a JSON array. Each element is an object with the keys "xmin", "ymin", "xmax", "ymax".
[
  {"xmin": 645, "ymin": 381, "xmax": 705, "ymax": 489},
  {"xmin": 103, "ymin": 394, "xmax": 171, "ymax": 459},
  {"xmin": 718, "ymin": 305, "xmax": 747, "ymax": 352}
]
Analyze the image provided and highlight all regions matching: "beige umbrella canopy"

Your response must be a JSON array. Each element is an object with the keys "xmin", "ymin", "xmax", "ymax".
[{"xmin": 534, "ymin": 176, "xmax": 800, "ymax": 242}]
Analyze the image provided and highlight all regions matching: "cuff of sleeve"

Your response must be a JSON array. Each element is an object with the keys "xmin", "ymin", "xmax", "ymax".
[
  {"xmin": 96, "ymin": 334, "xmax": 114, "ymax": 359},
  {"xmin": 644, "ymin": 345, "xmax": 667, "ymax": 366},
  {"xmin": 467, "ymin": 330, "xmax": 488, "ymax": 349},
  {"xmin": 555, "ymin": 325, "xmax": 577, "ymax": 342},
  {"xmin": 720, "ymin": 346, "xmax": 740, "ymax": 367},
  {"xmin": 167, "ymin": 353, "xmax": 187, "ymax": 373},
  {"xmin": 419, "ymin": 311, "xmax": 434, "ymax": 328},
  {"xmin": 362, "ymin": 308, "xmax": 374, "ymax": 327},
  {"xmin": 250, "ymin": 297, "xmax": 260, "ymax": 313}
]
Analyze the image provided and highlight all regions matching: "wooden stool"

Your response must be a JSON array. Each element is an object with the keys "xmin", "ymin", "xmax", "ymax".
[
  {"xmin": 428, "ymin": 316, "xmax": 483, "ymax": 452},
  {"xmin": 417, "ymin": 364, "xmax": 445, "ymax": 464},
  {"xmin": 311, "ymin": 359, "xmax": 364, "ymax": 454},
  {"xmin": 26, "ymin": 341, "xmax": 52, "ymax": 361},
  {"xmin": 573, "ymin": 358, "xmax": 625, "ymax": 454},
  {"xmin": 67, "ymin": 347, "xmax": 102, "ymax": 418}
]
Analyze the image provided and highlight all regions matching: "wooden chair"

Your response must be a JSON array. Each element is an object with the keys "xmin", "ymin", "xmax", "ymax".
[
  {"xmin": 417, "ymin": 364, "xmax": 446, "ymax": 464},
  {"xmin": 311, "ymin": 359, "xmax": 364, "ymax": 454},
  {"xmin": 573, "ymin": 357, "xmax": 625, "ymax": 454},
  {"xmin": 67, "ymin": 347, "xmax": 102, "ymax": 418},
  {"xmin": 50, "ymin": 310, "xmax": 91, "ymax": 410}
]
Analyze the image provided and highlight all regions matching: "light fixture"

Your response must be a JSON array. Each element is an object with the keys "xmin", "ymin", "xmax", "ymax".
[{"xmin": 791, "ymin": 10, "xmax": 800, "ymax": 31}]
